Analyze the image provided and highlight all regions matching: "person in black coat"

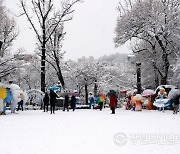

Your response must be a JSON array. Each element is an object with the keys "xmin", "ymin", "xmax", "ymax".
[
  {"xmin": 49, "ymin": 90, "xmax": 58, "ymax": 114},
  {"xmin": 63, "ymin": 94, "xmax": 69, "ymax": 111},
  {"xmin": 172, "ymin": 96, "xmax": 180, "ymax": 114},
  {"xmin": 70, "ymin": 96, "xmax": 76, "ymax": 111},
  {"xmin": 17, "ymin": 99, "xmax": 24, "ymax": 111},
  {"xmin": 43, "ymin": 92, "xmax": 49, "ymax": 112}
]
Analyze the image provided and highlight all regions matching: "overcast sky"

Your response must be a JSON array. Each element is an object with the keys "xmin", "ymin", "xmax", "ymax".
[{"xmin": 4, "ymin": 0, "xmax": 132, "ymax": 61}]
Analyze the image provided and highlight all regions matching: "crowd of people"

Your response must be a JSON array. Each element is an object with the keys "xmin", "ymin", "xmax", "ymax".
[
  {"xmin": 43, "ymin": 90, "xmax": 78, "ymax": 114},
  {"xmin": 40, "ymin": 85, "xmax": 180, "ymax": 115},
  {"xmin": 88, "ymin": 91, "xmax": 118, "ymax": 114},
  {"xmin": 41, "ymin": 89, "xmax": 119, "ymax": 114},
  {"xmin": 1, "ymin": 82, "xmax": 179, "ymax": 116}
]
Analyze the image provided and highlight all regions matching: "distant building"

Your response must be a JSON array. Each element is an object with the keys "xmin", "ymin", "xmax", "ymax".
[
  {"xmin": 14, "ymin": 54, "xmax": 34, "ymax": 62},
  {"xmin": 78, "ymin": 56, "xmax": 94, "ymax": 64}
]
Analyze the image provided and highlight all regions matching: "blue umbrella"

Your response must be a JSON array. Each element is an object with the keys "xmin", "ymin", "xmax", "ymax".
[{"xmin": 48, "ymin": 86, "xmax": 60, "ymax": 91}]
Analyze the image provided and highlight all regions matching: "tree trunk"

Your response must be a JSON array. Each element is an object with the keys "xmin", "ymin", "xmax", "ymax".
[
  {"xmin": 55, "ymin": 55, "xmax": 65, "ymax": 88},
  {"xmin": 41, "ymin": 43, "xmax": 46, "ymax": 93},
  {"xmin": 94, "ymin": 80, "xmax": 98, "ymax": 97},
  {"xmin": 41, "ymin": 19, "xmax": 46, "ymax": 93},
  {"xmin": 154, "ymin": 70, "xmax": 159, "ymax": 87},
  {"xmin": 85, "ymin": 83, "xmax": 88, "ymax": 105},
  {"xmin": 155, "ymin": 35, "xmax": 169, "ymax": 85},
  {"xmin": 161, "ymin": 77, "xmax": 167, "ymax": 85},
  {"xmin": 152, "ymin": 62, "xmax": 159, "ymax": 88},
  {"xmin": 57, "ymin": 70, "xmax": 65, "ymax": 88},
  {"xmin": 0, "ymin": 41, "xmax": 2, "ymax": 52}
]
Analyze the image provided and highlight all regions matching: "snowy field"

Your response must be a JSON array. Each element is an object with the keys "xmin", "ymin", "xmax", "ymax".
[{"xmin": 1, "ymin": 108, "xmax": 180, "ymax": 154}]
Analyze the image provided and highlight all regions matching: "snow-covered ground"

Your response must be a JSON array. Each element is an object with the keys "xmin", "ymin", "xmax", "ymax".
[{"xmin": 0, "ymin": 108, "xmax": 180, "ymax": 154}]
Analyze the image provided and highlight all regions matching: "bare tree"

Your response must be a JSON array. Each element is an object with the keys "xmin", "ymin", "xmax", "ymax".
[
  {"xmin": 19, "ymin": 0, "xmax": 81, "ymax": 92},
  {"xmin": 45, "ymin": 24, "xmax": 65, "ymax": 88},
  {"xmin": 0, "ymin": 57, "xmax": 16, "ymax": 79},
  {"xmin": 0, "ymin": 0, "xmax": 18, "ymax": 57},
  {"xmin": 74, "ymin": 64, "xmax": 97, "ymax": 104},
  {"xmin": 0, "ymin": 0, "xmax": 19, "ymax": 80},
  {"xmin": 114, "ymin": 0, "xmax": 180, "ymax": 85}
]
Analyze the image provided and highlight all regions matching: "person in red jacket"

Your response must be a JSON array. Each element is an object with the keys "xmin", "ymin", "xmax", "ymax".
[{"xmin": 109, "ymin": 92, "xmax": 117, "ymax": 114}]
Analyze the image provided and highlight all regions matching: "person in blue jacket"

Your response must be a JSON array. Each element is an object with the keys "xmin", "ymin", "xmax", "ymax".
[{"xmin": 89, "ymin": 92, "xmax": 95, "ymax": 109}]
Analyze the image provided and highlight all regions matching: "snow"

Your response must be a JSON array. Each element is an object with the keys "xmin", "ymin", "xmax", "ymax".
[{"xmin": 0, "ymin": 109, "xmax": 180, "ymax": 154}]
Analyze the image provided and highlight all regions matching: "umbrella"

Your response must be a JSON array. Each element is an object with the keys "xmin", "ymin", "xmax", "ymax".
[
  {"xmin": 168, "ymin": 89, "xmax": 180, "ymax": 100},
  {"xmin": 107, "ymin": 90, "xmax": 116, "ymax": 96},
  {"xmin": 71, "ymin": 90, "xmax": 78, "ymax": 96},
  {"xmin": 126, "ymin": 91, "xmax": 133, "ymax": 96},
  {"xmin": 142, "ymin": 89, "xmax": 155, "ymax": 97},
  {"xmin": 71, "ymin": 92, "xmax": 78, "ymax": 96},
  {"xmin": 153, "ymin": 99, "xmax": 171, "ymax": 107},
  {"xmin": 162, "ymin": 85, "xmax": 177, "ymax": 89},
  {"xmin": 155, "ymin": 85, "xmax": 177, "ymax": 94},
  {"xmin": 131, "ymin": 94, "xmax": 143, "ymax": 102},
  {"xmin": 98, "ymin": 94, "xmax": 105, "ymax": 102},
  {"xmin": 48, "ymin": 86, "xmax": 60, "ymax": 91},
  {"xmin": 60, "ymin": 91, "xmax": 70, "ymax": 97},
  {"xmin": 120, "ymin": 89, "xmax": 127, "ymax": 94}
]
